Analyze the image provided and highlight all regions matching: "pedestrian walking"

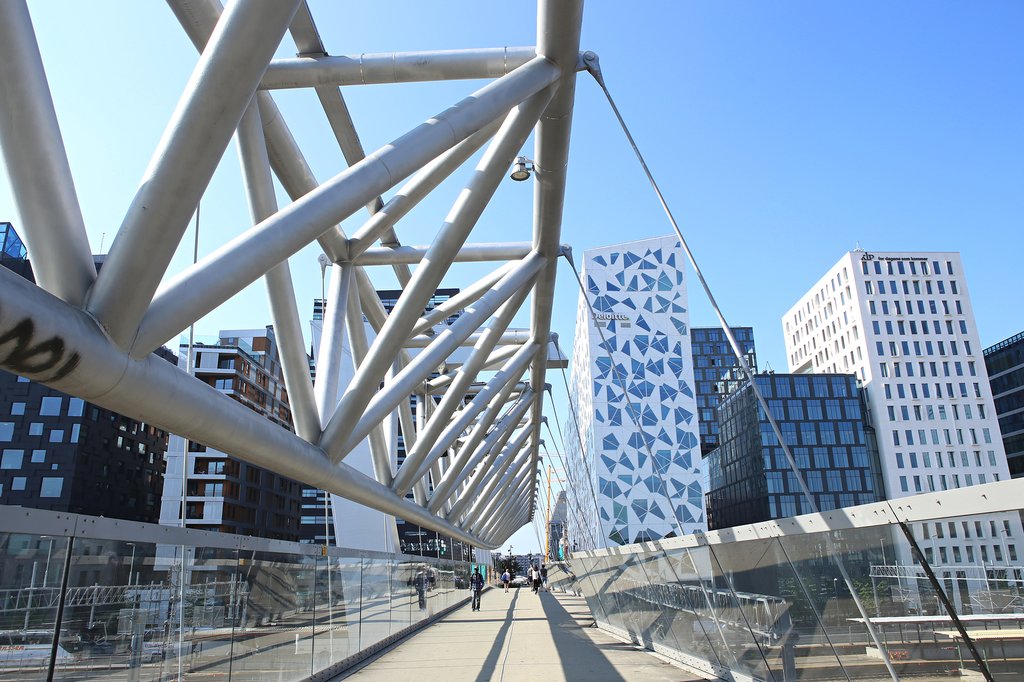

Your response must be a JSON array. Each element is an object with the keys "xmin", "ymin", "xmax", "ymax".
[
  {"xmin": 470, "ymin": 568, "xmax": 484, "ymax": 611},
  {"xmin": 540, "ymin": 564, "xmax": 548, "ymax": 592},
  {"xmin": 532, "ymin": 564, "xmax": 541, "ymax": 593},
  {"xmin": 501, "ymin": 569, "xmax": 511, "ymax": 593}
]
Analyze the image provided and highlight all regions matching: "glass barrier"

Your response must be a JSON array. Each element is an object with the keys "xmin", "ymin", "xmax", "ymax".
[
  {"xmin": 557, "ymin": 480, "xmax": 1024, "ymax": 680},
  {"xmin": 0, "ymin": 510, "xmax": 476, "ymax": 681}
]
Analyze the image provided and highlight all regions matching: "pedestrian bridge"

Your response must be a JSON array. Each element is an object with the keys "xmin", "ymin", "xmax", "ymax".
[{"xmin": 5, "ymin": 479, "xmax": 1024, "ymax": 681}]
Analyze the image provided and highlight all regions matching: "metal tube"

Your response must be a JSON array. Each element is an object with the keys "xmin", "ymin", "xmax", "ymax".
[
  {"xmin": 261, "ymin": 47, "xmax": 538, "ymax": 89},
  {"xmin": 472, "ymin": 464, "xmax": 532, "ymax": 535},
  {"xmin": 236, "ymin": 99, "xmax": 320, "ymax": 442},
  {"xmin": 0, "ymin": 0, "xmax": 96, "ymax": 306},
  {"xmin": 411, "ymin": 394, "xmax": 430, "ymax": 506},
  {"xmin": 133, "ymin": 58, "xmax": 558, "ymax": 356},
  {"xmin": 395, "ymin": 284, "xmax": 535, "ymax": 496},
  {"xmin": 452, "ymin": 429, "xmax": 532, "ymax": 525},
  {"xmin": 313, "ymin": 264, "xmax": 353, "ymax": 427},
  {"xmin": 464, "ymin": 450, "xmax": 534, "ymax": 532},
  {"xmin": 354, "ymin": 243, "xmax": 533, "ymax": 265},
  {"xmin": 90, "ymin": 0, "xmax": 302, "ymax": 348},
  {"xmin": 392, "ymin": 343, "xmax": 539, "ymax": 495},
  {"xmin": 484, "ymin": 491, "xmax": 531, "ymax": 542},
  {"xmin": 446, "ymin": 430, "xmax": 526, "ymax": 522},
  {"xmin": 431, "ymin": 398, "xmax": 534, "ymax": 513},
  {"xmin": 404, "ymin": 329, "xmax": 533, "ymax": 349},
  {"xmin": 345, "ymin": 122, "xmax": 501, "ymax": 260},
  {"xmin": 425, "ymin": 384, "xmax": 530, "ymax": 513},
  {"xmin": 427, "ymin": 380, "xmax": 529, "ymax": 397},
  {"xmin": 316, "ymin": 87, "xmax": 553, "ymax": 461},
  {"xmin": 344, "ymin": 283, "xmax": 394, "ymax": 486},
  {"xmin": 477, "ymin": 474, "xmax": 532, "ymax": 539},
  {"xmin": 257, "ymin": 91, "xmax": 347, "ymax": 257},
  {"xmin": 410, "ymin": 262, "xmax": 515, "ymax": 337},
  {"xmin": 527, "ymin": 0, "xmax": 584, "ymax": 471},
  {"xmin": 326, "ymin": 252, "xmax": 545, "ymax": 461},
  {"xmin": 0, "ymin": 268, "xmax": 490, "ymax": 547},
  {"xmin": 431, "ymin": 346, "xmax": 520, "ymax": 391}
]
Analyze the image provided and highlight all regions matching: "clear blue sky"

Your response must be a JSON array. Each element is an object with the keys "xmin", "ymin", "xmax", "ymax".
[{"xmin": 3, "ymin": 1, "xmax": 1022, "ymax": 553}]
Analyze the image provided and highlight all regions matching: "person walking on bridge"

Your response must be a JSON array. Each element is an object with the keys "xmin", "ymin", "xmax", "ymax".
[
  {"xmin": 470, "ymin": 568, "xmax": 485, "ymax": 611},
  {"xmin": 501, "ymin": 568, "xmax": 511, "ymax": 593}
]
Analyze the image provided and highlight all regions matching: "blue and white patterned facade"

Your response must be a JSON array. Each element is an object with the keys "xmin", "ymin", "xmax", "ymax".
[{"xmin": 566, "ymin": 236, "xmax": 705, "ymax": 549}]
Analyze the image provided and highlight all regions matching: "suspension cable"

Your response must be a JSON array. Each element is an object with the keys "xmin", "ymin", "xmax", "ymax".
[{"xmin": 583, "ymin": 52, "xmax": 897, "ymax": 681}]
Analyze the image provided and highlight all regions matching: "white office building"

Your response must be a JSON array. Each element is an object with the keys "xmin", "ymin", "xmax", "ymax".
[
  {"xmin": 784, "ymin": 251, "xmax": 1020, "ymax": 587},
  {"xmin": 566, "ymin": 236, "xmax": 704, "ymax": 549}
]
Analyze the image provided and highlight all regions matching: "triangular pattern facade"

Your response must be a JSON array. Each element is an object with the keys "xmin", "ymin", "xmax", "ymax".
[{"xmin": 565, "ymin": 236, "xmax": 705, "ymax": 549}]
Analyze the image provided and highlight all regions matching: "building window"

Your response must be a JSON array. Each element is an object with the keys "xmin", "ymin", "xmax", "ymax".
[
  {"xmin": 28, "ymin": 423, "xmax": 42, "ymax": 436},
  {"xmin": 39, "ymin": 477, "xmax": 63, "ymax": 498},
  {"xmin": 1, "ymin": 449, "xmax": 24, "ymax": 470},
  {"xmin": 0, "ymin": 423, "xmax": 13, "ymax": 442},
  {"xmin": 49, "ymin": 430, "xmax": 64, "ymax": 443},
  {"xmin": 31, "ymin": 450, "xmax": 45, "ymax": 463},
  {"xmin": 11, "ymin": 403, "xmax": 26, "ymax": 416},
  {"xmin": 39, "ymin": 397, "xmax": 62, "ymax": 416},
  {"xmin": 12, "ymin": 477, "xmax": 27, "ymax": 491},
  {"xmin": 68, "ymin": 398, "xmax": 85, "ymax": 417}
]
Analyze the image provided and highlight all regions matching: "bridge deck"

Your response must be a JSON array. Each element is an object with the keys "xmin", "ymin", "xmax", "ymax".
[{"xmin": 337, "ymin": 588, "xmax": 702, "ymax": 681}]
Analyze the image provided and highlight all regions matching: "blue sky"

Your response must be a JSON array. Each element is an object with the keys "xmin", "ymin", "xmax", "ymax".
[{"xmin": 3, "ymin": 1, "xmax": 1022, "ymax": 553}]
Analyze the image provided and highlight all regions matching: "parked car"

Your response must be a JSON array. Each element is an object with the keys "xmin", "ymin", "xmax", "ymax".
[{"xmin": 510, "ymin": 575, "xmax": 529, "ymax": 588}]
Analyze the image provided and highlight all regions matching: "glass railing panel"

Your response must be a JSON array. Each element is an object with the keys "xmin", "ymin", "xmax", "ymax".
[
  {"xmin": 223, "ymin": 548, "xmax": 315, "ymax": 681},
  {"xmin": 392, "ymin": 558, "xmax": 418, "ymax": 633},
  {"xmin": 312, "ymin": 551, "xmax": 361, "ymax": 670},
  {"xmin": 627, "ymin": 545, "xmax": 701, "ymax": 664},
  {"xmin": 570, "ymin": 554, "xmax": 612, "ymax": 625},
  {"xmin": 358, "ymin": 557, "xmax": 391, "ymax": 650},
  {"xmin": 0, "ymin": 532, "xmax": 70, "ymax": 679},
  {"xmin": 659, "ymin": 544, "xmax": 730, "ymax": 671}
]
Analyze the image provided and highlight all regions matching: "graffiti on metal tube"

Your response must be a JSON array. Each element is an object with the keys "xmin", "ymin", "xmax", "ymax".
[{"xmin": 0, "ymin": 311, "xmax": 81, "ymax": 382}]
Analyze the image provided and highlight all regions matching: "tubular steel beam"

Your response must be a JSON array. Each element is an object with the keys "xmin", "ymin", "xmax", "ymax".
[
  {"xmin": 1, "ymin": 0, "xmax": 585, "ymax": 550},
  {"xmin": 317, "ymin": 88, "xmax": 553, "ymax": 462},
  {"xmin": 0, "ymin": 0, "xmax": 96, "ymax": 307},
  {"xmin": 261, "ymin": 47, "xmax": 538, "ymax": 89},
  {"xmin": 353, "ymin": 243, "xmax": 533, "ymax": 266},
  {"xmin": 90, "ymin": 0, "xmax": 302, "ymax": 348},
  {"xmin": 133, "ymin": 57, "xmax": 558, "ymax": 356},
  {"xmin": 236, "ymin": 99, "xmax": 320, "ymax": 442},
  {"xmin": 0, "ymin": 268, "xmax": 489, "ymax": 548}
]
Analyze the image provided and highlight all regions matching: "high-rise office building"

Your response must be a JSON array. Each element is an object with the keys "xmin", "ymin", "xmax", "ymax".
[
  {"xmin": 984, "ymin": 331, "xmax": 1024, "ymax": 478},
  {"xmin": 159, "ymin": 328, "xmax": 303, "ymax": 540},
  {"xmin": 1, "ymin": 222, "xmax": 173, "ymax": 522},
  {"xmin": 705, "ymin": 373, "xmax": 882, "ymax": 530},
  {"xmin": 566, "ymin": 236, "xmax": 704, "ymax": 548},
  {"xmin": 691, "ymin": 327, "xmax": 757, "ymax": 457},
  {"xmin": 784, "ymin": 251, "xmax": 1016, "ymax": 568}
]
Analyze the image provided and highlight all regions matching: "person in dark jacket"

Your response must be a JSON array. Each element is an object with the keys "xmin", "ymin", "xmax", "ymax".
[{"xmin": 470, "ymin": 568, "xmax": 485, "ymax": 611}]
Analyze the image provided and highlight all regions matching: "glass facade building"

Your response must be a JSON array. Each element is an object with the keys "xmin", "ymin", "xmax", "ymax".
[
  {"xmin": 691, "ymin": 327, "xmax": 757, "ymax": 457},
  {"xmin": 705, "ymin": 373, "xmax": 881, "ymax": 530},
  {"xmin": 985, "ymin": 330, "xmax": 1024, "ymax": 478}
]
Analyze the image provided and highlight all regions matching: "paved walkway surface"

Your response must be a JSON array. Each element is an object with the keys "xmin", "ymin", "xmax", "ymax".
[{"xmin": 337, "ymin": 587, "xmax": 703, "ymax": 681}]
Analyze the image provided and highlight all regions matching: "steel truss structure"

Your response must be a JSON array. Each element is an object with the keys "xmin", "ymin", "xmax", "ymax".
[{"xmin": 0, "ymin": 0, "xmax": 584, "ymax": 549}]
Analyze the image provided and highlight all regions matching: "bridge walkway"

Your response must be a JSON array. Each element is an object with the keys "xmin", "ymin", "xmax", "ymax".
[{"xmin": 336, "ymin": 588, "xmax": 703, "ymax": 681}]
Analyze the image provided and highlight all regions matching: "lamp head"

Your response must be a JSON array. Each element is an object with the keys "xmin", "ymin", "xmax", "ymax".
[{"xmin": 510, "ymin": 156, "xmax": 534, "ymax": 181}]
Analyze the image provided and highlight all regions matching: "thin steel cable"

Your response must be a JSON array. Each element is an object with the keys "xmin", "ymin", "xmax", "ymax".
[
  {"xmin": 541, "ymin": 428, "xmax": 601, "ymax": 551},
  {"xmin": 544, "ymin": 377, "xmax": 604, "ymax": 550},
  {"xmin": 585, "ymin": 58, "xmax": 898, "ymax": 681},
  {"xmin": 552, "ymin": 337, "xmax": 606, "ymax": 548}
]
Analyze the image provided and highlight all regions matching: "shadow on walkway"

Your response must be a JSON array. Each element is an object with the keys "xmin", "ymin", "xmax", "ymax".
[
  {"xmin": 473, "ymin": 588, "xmax": 519, "ymax": 682},
  {"xmin": 539, "ymin": 592, "xmax": 626, "ymax": 682}
]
